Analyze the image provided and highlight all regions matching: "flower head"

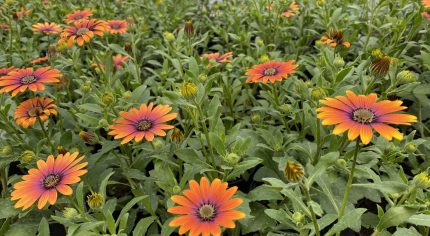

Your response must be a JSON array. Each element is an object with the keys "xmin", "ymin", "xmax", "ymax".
[
  {"xmin": 11, "ymin": 152, "xmax": 87, "ymax": 210},
  {"xmin": 106, "ymin": 20, "xmax": 128, "ymax": 34},
  {"xmin": 0, "ymin": 67, "xmax": 61, "ymax": 96},
  {"xmin": 245, "ymin": 60, "xmax": 297, "ymax": 83},
  {"xmin": 320, "ymin": 29, "xmax": 350, "ymax": 48},
  {"xmin": 108, "ymin": 103, "xmax": 177, "ymax": 144},
  {"xmin": 202, "ymin": 52, "xmax": 233, "ymax": 63},
  {"xmin": 282, "ymin": 2, "xmax": 299, "ymax": 17},
  {"xmin": 112, "ymin": 54, "xmax": 128, "ymax": 70},
  {"xmin": 59, "ymin": 19, "xmax": 106, "ymax": 47},
  {"xmin": 168, "ymin": 177, "xmax": 245, "ymax": 236},
  {"xmin": 14, "ymin": 97, "xmax": 57, "ymax": 128},
  {"xmin": 64, "ymin": 9, "xmax": 93, "ymax": 24},
  {"xmin": 422, "ymin": 0, "xmax": 430, "ymax": 8},
  {"xmin": 32, "ymin": 22, "xmax": 61, "ymax": 35},
  {"xmin": 0, "ymin": 66, "xmax": 16, "ymax": 76},
  {"xmin": 31, "ymin": 56, "xmax": 49, "ymax": 64},
  {"xmin": 370, "ymin": 50, "xmax": 395, "ymax": 77},
  {"xmin": 15, "ymin": 7, "xmax": 30, "ymax": 19},
  {"xmin": 317, "ymin": 90, "xmax": 417, "ymax": 144},
  {"xmin": 422, "ymin": 12, "xmax": 430, "ymax": 21}
]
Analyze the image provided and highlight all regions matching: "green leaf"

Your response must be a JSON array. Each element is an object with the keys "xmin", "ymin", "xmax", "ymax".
[
  {"xmin": 37, "ymin": 218, "xmax": 50, "ymax": 236},
  {"xmin": 326, "ymin": 208, "xmax": 367, "ymax": 235},
  {"xmin": 5, "ymin": 223, "xmax": 38, "ymax": 236},
  {"xmin": 100, "ymin": 172, "xmax": 115, "ymax": 198},
  {"xmin": 116, "ymin": 196, "xmax": 148, "ymax": 228},
  {"xmin": 352, "ymin": 181, "xmax": 408, "ymax": 194},
  {"xmin": 76, "ymin": 182, "xmax": 84, "ymax": 212},
  {"xmin": 225, "ymin": 158, "xmax": 262, "ymax": 181},
  {"xmin": 406, "ymin": 214, "xmax": 430, "ymax": 227},
  {"xmin": 306, "ymin": 152, "xmax": 339, "ymax": 188},
  {"xmin": 376, "ymin": 207, "xmax": 418, "ymax": 231},
  {"xmin": 108, "ymin": 44, "xmax": 129, "ymax": 56},
  {"xmin": 392, "ymin": 227, "xmax": 421, "ymax": 236},
  {"xmin": 281, "ymin": 189, "xmax": 311, "ymax": 217},
  {"xmin": 133, "ymin": 216, "xmax": 157, "ymax": 236},
  {"xmin": 264, "ymin": 209, "xmax": 295, "ymax": 228},
  {"xmin": 0, "ymin": 198, "xmax": 19, "ymax": 219}
]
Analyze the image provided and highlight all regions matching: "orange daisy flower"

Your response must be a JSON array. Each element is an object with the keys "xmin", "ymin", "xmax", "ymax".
[
  {"xmin": 320, "ymin": 29, "xmax": 351, "ymax": 48},
  {"xmin": 15, "ymin": 7, "xmax": 31, "ymax": 19},
  {"xmin": 0, "ymin": 67, "xmax": 61, "ymax": 96},
  {"xmin": 11, "ymin": 152, "xmax": 87, "ymax": 210},
  {"xmin": 317, "ymin": 90, "xmax": 417, "ymax": 145},
  {"xmin": 422, "ymin": 0, "xmax": 430, "ymax": 7},
  {"xmin": 31, "ymin": 56, "xmax": 49, "ymax": 64},
  {"xmin": 32, "ymin": 22, "xmax": 61, "ymax": 35},
  {"xmin": 202, "ymin": 52, "xmax": 233, "ymax": 63},
  {"xmin": 245, "ymin": 60, "xmax": 297, "ymax": 83},
  {"xmin": 106, "ymin": 20, "xmax": 128, "ymax": 34},
  {"xmin": 422, "ymin": 12, "xmax": 430, "ymax": 21},
  {"xmin": 64, "ymin": 9, "xmax": 93, "ymax": 24},
  {"xmin": 113, "ymin": 54, "xmax": 129, "ymax": 70},
  {"xmin": 282, "ymin": 2, "xmax": 299, "ymax": 17},
  {"xmin": 168, "ymin": 177, "xmax": 245, "ymax": 236},
  {"xmin": 108, "ymin": 103, "xmax": 177, "ymax": 144},
  {"xmin": 0, "ymin": 66, "xmax": 16, "ymax": 76},
  {"xmin": 59, "ymin": 19, "xmax": 106, "ymax": 47},
  {"xmin": 14, "ymin": 97, "xmax": 57, "ymax": 128}
]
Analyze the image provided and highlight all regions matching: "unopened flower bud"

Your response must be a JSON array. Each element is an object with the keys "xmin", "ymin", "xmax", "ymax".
[
  {"xmin": 260, "ymin": 54, "xmax": 270, "ymax": 62},
  {"xmin": 284, "ymin": 161, "xmax": 304, "ymax": 182},
  {"xmin": 1, "ymin": 145, "xmax": 12, "ymax": 155},
  {"xmin": 396, "ymin": 70, "xmax": 416, "ymax": 85},
  {"xmin": 79, "ymin": 131, "xmax": 99, "ymax": 145},
  {"xmin": 173, "ymin": 185, "xmax": 181, "ymax": 194},
  {"xmin": 81, "ymin": 82, "xmax": 91, "ymax": 93},
  {"xmin": 405, "ymin": 142, "xmax": 417, "ymax": 153},
  {"xmin": 198, "ymin": 74, "xmax": 208, "ymax": 82},
  {"xmin": 250, "ymin": 113, "xmax": 261, "ymax": 123},
  {"xmin": 171, "ymin": 128, "xmax": 184, "ymax": 143},
  {"xmin": 163, "ymin": 32, "xmax": 175, "ymax": 42},
  {"xmin": 292, "ymin": 211, "xmax": 304, "ymax": 223},
  {"xmin": 225, "ymin": 153, "xmax": 241, "ymax": 166},
  {"xmin": 279, "ymin": 104, "xmax": 292, "ymax": 113},
  {"xmin": 87, "ymin": 192, "xmax": 104, "ymax": 209},
  {"xmin": 98, "ymin": 119, "xmax": 109, "ymax": 129},
  {"xmin": 336, "ymin": 158, "xmax": 347, "ymax": 167},
  {"xmin": 21, "ymin": 150, "xmax": 35, "ymax": 163},
  {"xmin": 414, "ymin": 172, "xmax": 430, "ymax": 189},
  {"xmin": 122, "ymin": 91, "xmax": 132, "ymax": 100},
  {"xmin": 316, "ymin": 0, "xmax": 326, "ymax": 6},
  {"xmin": 256, "ymin": 38, "xmax": 264, "ymax": 47},
  {"xmin": 102, "ymin": 92, "xmax": 115, "ymax": 106},
  {"xmin": 63, "ymin": 207, "xmax": 80, "ymax": 220},
  {"xmin": 184, "ymin": 20, "xmax": 194, "ymax": 37},
  {"xmin": 151, "ymin": 138, "xmax": 164, "ymax": 149},
  {"xmin": 333, "ymin": 55, "xmax": 345, "ymax": 68},
  {"xmin": 311, "ymin": 87, "xmax": 326, "ymax": 100}
]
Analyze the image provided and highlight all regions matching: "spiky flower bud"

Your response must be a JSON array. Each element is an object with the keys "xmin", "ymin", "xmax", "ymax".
[
  {"xmin": 98, "ymin": 119, "xmax": 109, "ymax": 129},
  {"xmin": 171, "ymin": 128, "xmax": 184, "ymax": 143},
  {"xmin": 63, "ymin": 207, "xmax": 80, "ymax": 220},
  {"xmin": 311, "ymin": 87, "xmax": 326, "ymax": 100},
  {"xmin": 21, "ymin": 150, "xmax": 35, "ymax": 163},
  {"xmin": 87, "ymin": 192, "xmax": 104, "ymax": 209},
  {"xmin": 102, "ymin": 92, "xmax": 115, "ymax": 106},
  {"xmin": 151, "ymin": 138, "xmax": 164, "ymax": 149},
  {"xmin": 284, "ymin": 161, "xmax": 304, "ymax": 182},
  {"xmin": 396, "ymin": 70, "xmax": 416, "ymax": 85},
  {"xmin": 292, "ymin": 212, "xmax": 304, "ymax": 223},
  {"xmin": 180, "ymin": 82, "xmax": 198, "ymax": 99},
  {"xmin": 279, "ymin": 104, "xmax": 292, "ymax": 114},
  {"xmin": 79, "ymin": 131, "xmax": 99, "ymax": 145},
  {"xmin": 198, "ymin": 74, "xmax": 208, "ymax": 82},
  {"xmin": 250, "ymin": 113, "xmax": 261, "ymax": 123},
  {"xmin": 184, "ymin": 20, "xmax": 194, "ymax": 37},
  {"xmin": 173, "ymin": 185, "xmax": 181, "ymax": 194},
  {"xmin": 1, "ymin": 145, "xmax": 12, "ymax": 155},
  {"xmin": 333, "ymin": 55, "xmax": 345, "ymax": 68}
]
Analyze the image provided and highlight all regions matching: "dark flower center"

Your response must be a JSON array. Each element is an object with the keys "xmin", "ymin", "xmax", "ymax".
[
  {"xmin": 43, "ymin": 174, "xmax": 61, "ymax": 189},
  {"xmin": 352, "ymin": 108, "xmax": 375, "ymax": 123},
  {"xmin": 76, "ymin": 27, "xmax": 89, "ymax": 36},
  {"xmin": 110, "ymin": 24, "xmax": 121, "ymax": 29},
  {"xmin": 198, "ymin": 204, "xmax": 216, "ymax": 221},
  {"xmin": 136, "ymin": 119, "xmax": 152, "ymax": 131},
  {"xmin": 263, "ymin": 68, "xmax": 277, "ymax": 76},
  {"xmin": 20, "ymin": 75, "xmax": 37, "ymax": 85},
  {"xmin": 28, "ymin": 107, "xmax": 44, "ymax": 117}
]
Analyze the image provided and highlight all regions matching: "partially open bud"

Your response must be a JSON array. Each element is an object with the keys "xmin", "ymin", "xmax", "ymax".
[
  {"xmin": 180, "ymin": 82, "xmax": 198, "ymax": 99},
  {"xmin": 57, "ymin": 146, "xmax": 68, "ymax": 155},
  {"xmin": 21, "ymin": 150, "xmax": 35, "ymax": 163},
  {"xmin": 284, "ymin": 161, "xmax": 304, "ymax": 182},
  {"xmin": 171, "ymin": 128, "xmax": 184, "ymax": 143},
  {"xmin": 396, "ymin": 70, "xmax": 416, "ymax": 85},
  {"xmin": 184, "ymin": 20, "xmax": 194, "ymax": 37},
  {"xmin": 292, "ymin": 211, "xmax": 304, "ymax": 223},
  {"xmin": 87, "ymin": 192, "xmax": 104, "ymax": 209},
  {"xmin": 79, "ymin": 131, "xmax": 99, "ymax": 145}
]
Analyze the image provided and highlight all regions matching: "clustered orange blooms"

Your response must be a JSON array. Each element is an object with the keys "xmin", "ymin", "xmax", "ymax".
[
  {"xmin": 320, "ymin": 29, "xmax": 351, "ymax": 48},
  {"xmin": 11, "ymin": 152, "xmax": 87, "ymax": 210},
  {"xmin": 168, "ymin": 177, "xmax": 245, "ymax": 236},
  {"xmin": 282, "ymin": 2, "xmax": 299, "ymax": 18},
  {"xmin": 317, "ymin": 90, "xmax": 417, "ymax": 144},
  {"xmin": 245, "ymin": 60, "xmax": 298, "ymax": 83},
  {"xmin": 202, "ymin": 52, "xmax": 233, "ymax": 63},
  {"xmin": 113, "ymin": 54, "xmax": 129, "ymax": 70}
]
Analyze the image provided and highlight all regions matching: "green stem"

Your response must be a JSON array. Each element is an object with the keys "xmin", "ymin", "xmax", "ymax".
[
  {"xmin": 313, "ymin": 120, "xmax": 322, "ymax": 165},
  {"xmin": 337, "ymin": 139, "xmax": 360, "ymax": 230},
  {"xmin": 0, "ymin": 167, "xmax": 8, "ymax": 198},
  {"xmin": 300, "ymin": 184, "xmax": 320, "ymax": 236},
  {"xmin": 37, "ymin": 116, "xmax": 55, "ymax": 153},
  {"xmin": 271, "ymin": 83, "xmax": 281, "ymax": 107}
]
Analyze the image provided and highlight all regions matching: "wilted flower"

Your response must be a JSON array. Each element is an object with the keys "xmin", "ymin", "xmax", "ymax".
[
  {"xmin": 57, "ymin": 146, "xmax": 68, "ymax": 155},
  {"xmin": 15, "ymin": 7, "xmax": 30, "ymax": 19},
  {"xmin": 284, "ymin": 161, "xmax": 304, "ymax": 181},
  {"xmin": 31, "ymin": 56, "xmax": 49, "ymax": 64}
]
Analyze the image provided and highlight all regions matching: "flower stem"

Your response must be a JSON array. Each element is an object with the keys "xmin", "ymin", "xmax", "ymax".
[
  {"xmin": 337, "ymin": 139, "xmax": 360, "ymax": 235},
  {"xmin": 37, "ymin": 116, "xmax": 55, "ymax": 153},
  {"xmin": 300, "ymin": 183, "xmax": 320, "ymax": 236}
]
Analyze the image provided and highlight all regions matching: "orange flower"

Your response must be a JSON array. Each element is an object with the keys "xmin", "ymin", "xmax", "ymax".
[
  {"xmin": 59, "ymin": 19, "xmax": 106, "ymax": 47},
  {"xmin": 64, "ymin": 9, "xmax": 93, "ymax": 24},
  {"xmin": 422, "ymin": 0, "xmax": 430, "ymax": 7},
  {"xmin": 113, "ymin": 54, "xmax": 129, "ymax": 70},
  {"xmin": 0, "ymin": 23, "xmax": 10, "ymax": 32},
  {"xmin": 108, "ymin": 103, "xmax": 177, "ymax": 144},
  {"xmin": 245, "ymin": 61, "xmax": 297, "ymax": 83},
  {"xmin": 282, "ymin": 2, "xmax": 299, "ymax": 17},
  {"xmin": 0, "ymin": 66, "xmax": 16, "ymax": 76},
  {"xmin": 15, "ymin": 7, "xmax": 31, "ymax": 19},
  {"xmin": 11, "ymin": 152, "xmax": 87, "ymax": 210},
  {"xmin": 14, "ymin": 97, "xmax": 57, "ymax": 128},
  {"xmin": 0, "ymin": 67, "xmax": 61, "ymax": 96},
  {"xmin": 202, "ymin": 52, "xmax": 233, "ymax": 63},
  {"xmin": 31, "ymin": 56, "xmax": 49, "ymax": 64},
  {"xmin": 422, "ymin": 12, "xmax": 430, "ymax": 21},
  {"xmin": 320, "ymin": 29, "xmax": 350, "ymax": 48},
  {"xmin": 168, "ymin": 177, "xmax": 245, "ymax": 236},
  {"xmin": 106, "ymin": 20, "xmax": 128, "ymax": 34},
  {"xmin": 32, "ymin": 23, "xmax": 61, "ymax": 35},
  {"xmin": 317, "ymin": 90, "xmax": 417, "ymax": 145}
]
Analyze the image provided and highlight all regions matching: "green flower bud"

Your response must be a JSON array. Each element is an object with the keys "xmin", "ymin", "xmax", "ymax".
[
  {"xmin": 63, "ymin": 207, "xmax": 80, "ymax": 220},
  {"xmin": 336, "ymin": 159, "xmax": 347, "ymax": 167},
  {"xmin": 405, "ymin": 142, "xmax": 417, "ymax": 153},
  {"xmin": 1, "ymin": 145, "xmax": 12, "ymax": 155},
  {"xmin": 279, "ymin": 104, "xmax": 292, "ymax": 113},
  {"xmin": 163, "ymin": 32, "xmax": 175, "ymax": 42},
  {"xmin": 225, "ymin": 153, "xmax": 241, "ymax": 166},
  {"xmin": 311, "ymin": 87, "xmax": 326, "ymax": 100},
  {"xmin": 198, "ymin": 74, "xmax": 208, "ymax": 82},
  {"xmin": 151, "ymin": 138, "xmax": 164, "ymax": 149},
  {"xmin": 256, "ymin": 38, "xmax": 264, "ymax": 47},
  {"xmin": 315, "ymin": 40, "xmax": 323, "ymax": 47},
  {"xmin": 250, "ymin": 113, "xmax": 261, "ymax": 123},
  {"xmin": 98, "ymin": 119, "xmax": 109, "ymax": 129},
  {"xmin": 21, "ymin": 150, "xmax": 35, "ymax": 163},
  {"xmin": 102, "ymin": 92, "xmax": 115, "ymax": 106},
  {"xmin": 81, "ymin": 83, "xmax": 91, "ymax": 93},
  {"xmin": 172, "ymin": 185, "xmax": 181, "ymax": 194},
  {"xmin": 87, "ymin": 192, "xmax": 104, "ymax": 209},
  {"xmin": 304, "ymin": 80, "xmax": 313, "ymax": 87},
  {"xmin": 292, "ymin": 211, "xmax": 304, "ymax": 223},
  {"xmin": 414, "ymin": 172, "xmax": 430, "ymax": 189},
  {"xmin": 396, "ymin": 70, "xmax": 416, "ymax": 85},
  {"xmin": 180, "ymin": 82, "xmax": 198, "ymax": 99},
  {"xmin": 333, "ymin": 55, "xmax": 345, "ymax": 68},
  {"xmin": 317, "ymin": 0, "xmax": 326, "ymax": 6},
  {"xmin": 122, "ymin": 91, "xmax": 132, "ymax": 100},
  {"xmin": 260, "ymin": 54, "xmax": 270, "ymax": 62}
]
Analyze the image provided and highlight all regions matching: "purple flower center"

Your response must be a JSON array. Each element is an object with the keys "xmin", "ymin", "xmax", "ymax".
[{"xmin": 43, "ymin": 174, "xmax": 61, "ymax": 189}]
